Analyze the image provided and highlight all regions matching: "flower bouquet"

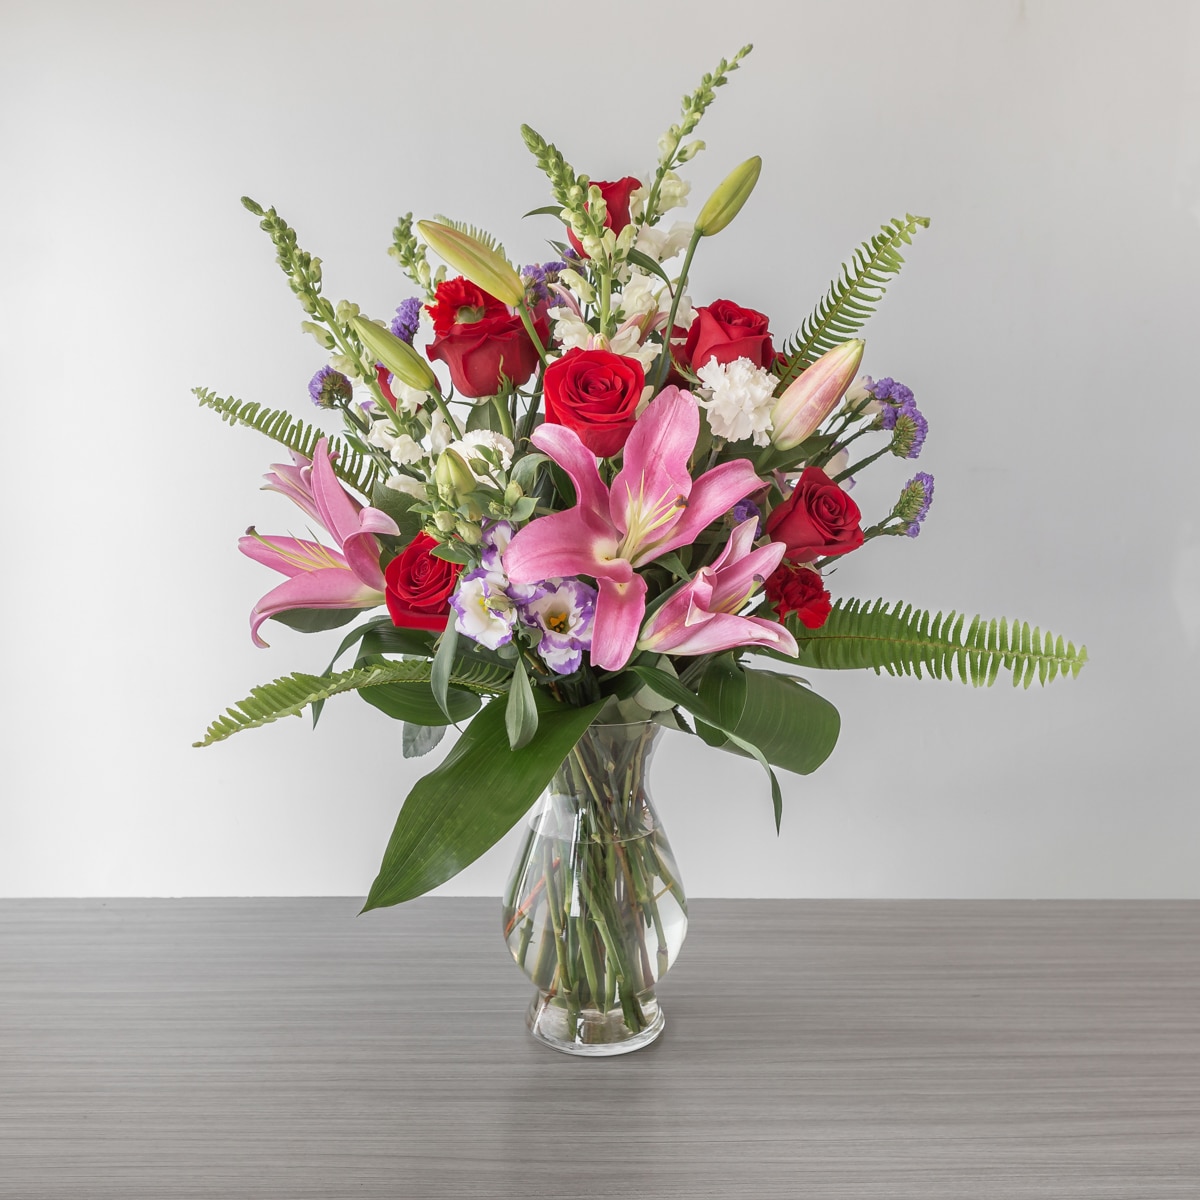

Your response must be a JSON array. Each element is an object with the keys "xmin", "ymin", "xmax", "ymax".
[{"xmin": 195, "ymin": 45, "xmax": 1085, "ymax": 1055}]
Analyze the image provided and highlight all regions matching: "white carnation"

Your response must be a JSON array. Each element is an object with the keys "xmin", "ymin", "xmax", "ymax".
[{"xmin": 695, "ymin": 357, "xmax": 776, "ymax": 447}]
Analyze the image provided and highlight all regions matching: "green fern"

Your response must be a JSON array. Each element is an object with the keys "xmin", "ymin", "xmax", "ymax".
[
  {"xmin": 789, "ymin": 597, "xmax": 1087, "ymax": 688},
  {"xmin": 431, "ymin": 215, "xmax": 507, "ymax": 261},
  {"xmin": 193, "ymin": 387, "xmax": 379, "ymax": 498},
  {"xmin": 776, "ymin": 215, "xmax": 930, "ymax": 390},
  {"xmin": 195, "ymin": 657, "xmax": 511, "ymax": 747}
]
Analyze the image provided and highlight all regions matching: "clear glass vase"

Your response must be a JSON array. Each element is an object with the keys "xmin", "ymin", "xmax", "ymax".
[{"xmin": 502, "ymin": 720, "xmax": 687, "ymax": 1056}]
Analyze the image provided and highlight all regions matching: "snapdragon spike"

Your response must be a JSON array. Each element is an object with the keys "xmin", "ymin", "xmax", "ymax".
[{"xmin": 503, "ymin": 386, "xmax": 763, "ymax": 670}]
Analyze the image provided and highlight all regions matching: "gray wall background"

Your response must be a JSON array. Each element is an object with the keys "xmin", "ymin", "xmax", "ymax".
[{"xmin": 2, "ymin": 0, "xmax": 1197, "ymax": 898}]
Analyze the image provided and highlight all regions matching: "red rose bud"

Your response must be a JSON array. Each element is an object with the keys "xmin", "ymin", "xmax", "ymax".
[
  {"xmin": 765, "ymin": 466, "xmax": 864, "ymax": 563},
  {"xmin": 682, "ymin": 299, "xmax": 777, "ymax": 373},
  {"xmin": 770, "ymin": 340, "xmax": 864, "ymax": 451},
  {"xmin": 425, "ymin": 282, "xmax": 545, "ymax": 398},
  {"xmin": 765, "ymin": 562, "xmax": 832, "ymax": 629},
  {"xmin": 567, "ymin": 176, "xmax": 641, "ymax": 259},
  {"xmin": 542, "ymin": 348, "xmax": 645, "ymax": 458},
  {"xmin": 384, "ymin": 533, "xmax": 461, "ymax": 631}
]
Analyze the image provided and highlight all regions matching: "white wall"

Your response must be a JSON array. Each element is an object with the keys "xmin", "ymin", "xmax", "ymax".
[{"xmin": 2, "ymin": 0, "xmax": 1197, "ymax": 899}]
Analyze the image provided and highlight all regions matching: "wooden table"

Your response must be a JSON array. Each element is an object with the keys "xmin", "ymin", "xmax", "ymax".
[{"xmin": 1, "ymin": 900, "xmax": 1197, "ymax": 1198}]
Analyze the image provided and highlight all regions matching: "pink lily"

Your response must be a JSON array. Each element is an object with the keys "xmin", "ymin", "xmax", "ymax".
[
  {"xmin": 503, "ymin": 386, "xmax": 763, "ymax": 670},
  {"xmin": 239, "ymin": 438, "xmax": 399, "ymax": 647},
  {"xmin": 636, "ymin": 518, "xmax": 799, "ymax": 658}
]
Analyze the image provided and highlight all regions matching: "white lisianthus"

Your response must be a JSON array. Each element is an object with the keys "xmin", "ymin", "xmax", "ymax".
[
  {"xmin": 385, "ymin": 374, "xmax": 427, "ymax": 416},
  {"xmin": 841, "ymin": 374, "xmax": 883, "ymax": 418},
  {"xmin": 450, "ymin": 571, "xmax": 516, "ymax": 651},
  {"xmin": 695, "ymin": 357, "xmax": 777, "ymax": 447},
  {"xmin": 384, "ymin": 472, "xmax": 428, "ymax": 499}
]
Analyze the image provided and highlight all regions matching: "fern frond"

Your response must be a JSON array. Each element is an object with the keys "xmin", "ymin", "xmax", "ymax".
[
  {"xmin": 790, "ymin": 597, "xmax": 1087, "ymax": 688},
  {"xmin": 193, "ymin": 387, "xmax": 379, "ymax": 499},
  {"xmin": 194, "ymin": 658, "xmax": 511, "ymax": 747},
  {"xmin": 776, "ymin": 214, "xmax": 930, "ymax": 390},
  {"xmin": 431, "ymin": 215, "xmax": 506, "ymax": 261}
]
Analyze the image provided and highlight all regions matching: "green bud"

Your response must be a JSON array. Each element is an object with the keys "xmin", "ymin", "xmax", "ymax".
[
  {"xmin": 348, "ymin": 316, "xmax": 439, "ymax": 393},
  {"xmin": 240, "ymin": 196, "xmax": 265, "ymax": 217},
  {"xmin": 435, "ymin": 449, "xmax": 475, "ymax": 503},
  {"xmin": 455, "ymin": 520, "xmax": 483, "ymax": 546},
  {"xmin": 503, "ymin": 481, "xmax": 524, "ymax": 506},
  {"xmin": 695, "ymin": 156, "xmax": 762, "ymax": 237},
  {"xmin": 433, "ymin": 511, "xmax": 457, "ymax": 533},
  {"xmin": 416, "ymin": 220, "xmax": 525, "ymax": 308}
]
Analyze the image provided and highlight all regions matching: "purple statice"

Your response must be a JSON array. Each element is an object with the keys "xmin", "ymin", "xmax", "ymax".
[
  {"xmin": 730, "ymin": 498, "xmax": 765, "ymax": 537},
  {"xmin": 518, "ymin": 579, "xmax": 597, "ymax": 675},
  {"xmin": 308, "ymin": 365, "xmax": 353, "ymax": 408},
  {"xmin": 870, "ymin": 377, "xmax": 914, "ymax": 407},
  {"xmin": 897, "ymin": 472, "xmax": 935, "ymax": 537},
  {"xmin": 388, "ymin": 297, "xmax": 423, "ymax": 345},
  {"xmin": 520, "ymin": 260, "xmax": 570, "ymax": 305},
  {"xmin": 889, "ymin": 403, "xmax": 928, "ymax": 460}
]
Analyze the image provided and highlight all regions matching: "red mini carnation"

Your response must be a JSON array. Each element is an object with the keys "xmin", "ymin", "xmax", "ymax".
[
  {"xmin": 426, "ymin": 277, "xmax": 508, "ymax": 337},
  {"xmin": 765, "ymin": 562, "xmax": 832, "ymax": 630}
]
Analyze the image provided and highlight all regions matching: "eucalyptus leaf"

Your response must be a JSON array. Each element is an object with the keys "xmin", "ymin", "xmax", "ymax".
[{"xmin": 362, "ymin": 694, "xmax": 606, "ymax": 910}]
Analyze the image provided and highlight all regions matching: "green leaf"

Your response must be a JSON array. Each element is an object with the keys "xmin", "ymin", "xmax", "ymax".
[
  {"xmin": 362, "ymin": 695, "xmax": 606, "ymax": 909},
  {"xmin": 430, "ymin": 542, "xmax": 472, "ymax": 564},
  {"xmin": 522, "ymin": 204, "xmax": 566, "ymax": 219},
  {"xmin": 370, "ymin": 481, "xmax": 424, "ymax": 541},
  {"xmin": 624, "ymin": 249, "xmax": 673, "ymax": 287},
  {"xmin": 269, "ymin": 607, "xmax": 362, "ymax": 634},
  {"xmin": 430, "ymin": 623, "xmax": 459, "ymax": 720},
  {"xmin": 402, "ymin": 723, "xmax": 446, "ymax": 759},
  {"xmin": 697, "ymin": 656, "xmax": 841, "ymax": 777},
  {"xmin": 654, "ymin": 551, "xmax": 692, "ymax": 582},
  {"xmin": 511, "ymin": 452, "xmax": 548, "ymax": 492},
  {"xmin": 505, "ymin": 656, "xmax": 539, "ymax": 749},
  {"xmin": 357, "ymin": 669, "xmax": 479, "ymax": 726},
  {"xmin": 787, "ymin": 597, "xmax": 1088, "ymax": 687}
]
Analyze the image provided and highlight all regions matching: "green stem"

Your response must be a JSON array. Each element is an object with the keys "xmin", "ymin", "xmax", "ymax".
[
  {"xmin": 516, "ymin": 302, "xmax": 550, "ymax": 367},
  {"xmin": 654, "ymin": 230, "xmax": 701, "ymax": 389},
  {"xmin": 836, "ymin": 443, "xmax": 890, "ymax": 484},
  {"xmin": 490, "ymin": 392, "xmax": 515, "ymax": 441}
]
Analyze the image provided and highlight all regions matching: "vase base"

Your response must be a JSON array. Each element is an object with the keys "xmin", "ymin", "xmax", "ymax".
[{"xmin": 525, "ymin": 991, "xmax": 665, "ymax": 1057}]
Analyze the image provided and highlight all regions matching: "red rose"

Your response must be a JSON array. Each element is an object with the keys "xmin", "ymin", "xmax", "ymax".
[
  {"xmin": 567, "ymin": 176, "xmax": 641, "ymax": 258},
  {"xmin": 681, "ymin": 299, "xmax": 777, "ymax": 372},
  {"xmin": 385, "ymin": 533, "xmax": 461, "ymax": 631},
  {"xmin": 765, "ymin": 466, "xmax": 864, "ymax": 563},
  {"xmin": 543, "ymin": 348, "xmax": 645, "ymax": 458},
  {"xmin": 765, "ymin": 562, "xmax": 832, "ymax": 630},
  {"xmin": 424, "ymin": 277, "xmax": 544, "ymax": 398}
]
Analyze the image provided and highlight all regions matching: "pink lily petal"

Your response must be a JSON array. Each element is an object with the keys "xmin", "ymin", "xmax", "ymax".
[
  {"xmin": 610, "ymin": 387, "xmax": 697, "ymax": 540},
  {"xmin": 529, "ymin": 422, "xmax": 610, "ymax": 517},
  {"xmin": 709, "ymin": 543, "xmax": 788, "ymax": 614},
  {"xmin": 309, "ymin": 437, "xmax": 364, "ymax": 548},
  {"xmin": 504, "ymin": 507, "xmax": 628, "ymax": 585},
  {"xmin": 641, "ymin": 458, "xmax": 763, "ymax": 562},
  {"xmin": 591, "ymin": 574, "xmax": 649, "ymax": 671},
  {"xmin": 249, "ymin": 568, "xmax": 384, "ymax": 648},
  {"xmin": 639, "ymin": 609, "xmax": 797, "ymax": 658},
  {"xmin": 238, "ymin": 534, "xmax": 349, "ymax": 578}
]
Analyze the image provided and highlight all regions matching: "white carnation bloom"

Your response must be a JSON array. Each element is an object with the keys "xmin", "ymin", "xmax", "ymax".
[{"xmin": 695, "ymin": 357, "xmax": 777, "ymax": 447}]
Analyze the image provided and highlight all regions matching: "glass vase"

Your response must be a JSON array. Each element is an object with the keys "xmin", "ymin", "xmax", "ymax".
[{"xmin": 501, "ymin": 720, "xmax": 687, "ymax": 1056}]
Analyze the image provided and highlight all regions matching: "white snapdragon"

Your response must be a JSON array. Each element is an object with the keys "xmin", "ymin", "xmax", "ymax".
[
  {"xmin": 695, "ymin": 357, "xmax": 777, "ymax": 447},
  {"xmin": 384, "ymin": 472, "xmax": 427, "ymax": 499},
  {"xmin": 634, "ymin": 220, "xmax": 694, "ymax": 264},
  {"xmin": 366, "ymin": 421, "xmax": 424, "ymax": 466},
  {"xmin": 549, "ymin": 306, "xmax": 593, "ymax": 352},
  {"xmin": 444, "ymin": 430, "xmax": 514, "ymax": 482},
  {"xmin": 385, "ymin": 374, "xmax": 427, "ymax": 416},
  {"xmin": 426, "ymin": 409, "xmax": 452, "ymax": 456},
  {"xmin": 657, "ymin": 170, "xmax": 690, "ymax": 213},
  {"xmin": 608, "ymin": 327, "xmax": 661, "ymax": 374}
]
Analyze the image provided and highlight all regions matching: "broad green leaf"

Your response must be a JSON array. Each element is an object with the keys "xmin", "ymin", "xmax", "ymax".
[
  {"xmin": 624, "ymin": 249, "xmax": 673, "ymax": 287},
  {"xmin": 270, "ymin": 607, "xmax": 361, "ymax": 634},
  {"xmin": 370, "ymin": 480, "xmax": 424, "ymax": 541},
  {"xmin": 430, "ymin": 622, "xmax": 459, "ymax": 720},
  {"xmin": 362, "ymin": 695, "xmax": 606, "ymax": 909},
  {"xmin": 505, "ymin": 656, "xmax": 539, "ymax": 749},
  {"xmin": 357, "ymin": 668, "xmax": 480, "ymax": 725},
  {"xmin": 522, "ymin": 205, "xmax": 566, "ymax": 219}
]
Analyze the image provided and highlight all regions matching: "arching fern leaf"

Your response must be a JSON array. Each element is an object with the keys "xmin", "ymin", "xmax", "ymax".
[
  {"xmin": 195, "ymin": 657, "xmax": 511, "ymax": 747},
  {"xmin": 193, "ymin": 387, "xmax": 379, "ymax": 499},
  {"xmin": 776, "ymin": 214, "xmax": 930, "ymax": 391},
  {"xmin": 787, "ymin": 597, "xmax": 1087, "ymax": 688}
]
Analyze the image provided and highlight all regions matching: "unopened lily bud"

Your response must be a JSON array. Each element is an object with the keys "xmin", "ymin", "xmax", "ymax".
[
  {"xmin": 349, "ymin": 316, "xmax": 439, "ymax": 394},
  {"xmin": 695, "ymin": 156, "xmax": 761, "ymax": 237},
  {"xmin": 770, "ymin": 339, "xmax": 865, "ymax": 451},
  {"xmin": 435, "ymin": 449, "xmax": 475, "ymax": 503},
  {"xmin": 416, "ymin": 220, "xmax": 525, "ymax": 308}
]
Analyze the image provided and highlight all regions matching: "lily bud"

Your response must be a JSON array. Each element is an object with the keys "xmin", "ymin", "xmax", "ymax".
[
  {"xmin": 434, "ymin": 448, "xmax": 475, "ymax": 503},
  {"xmin": 349, "ymin": 316, "xmax": 439, "ymax": 394},
  {"xmin": 416, "ymin": 220, "xmax": 525, "ymax": 308},
  {"xmin": 695, "ymin": 156, "xmax": 761, "ymax": 237},
  {"xmin": 770, "ymin": 339, "xmax": 865, "ymax": 451}
]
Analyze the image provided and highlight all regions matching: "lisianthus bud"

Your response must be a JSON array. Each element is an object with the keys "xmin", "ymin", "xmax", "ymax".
[
  {"xmin": 695, "ymin": 156, "xmax": 761, "ymax": 237},
  {"xmin": 417, "ymin": 220, "xmax": 525, "ymax": 308},
  {"xmin": 433, "ymin": 510, "xmax": 457, "ymax": 533},
  {"xmin": 349, "ymin": 316, "xmax": 439, "ymax": 394},
  {"xmin": 434, "ymin": 449, "xmax": 476, "ymax": 503},
  {"xmin": 770, "ymin": 339, "xmax": 865, "ymax": 451}
]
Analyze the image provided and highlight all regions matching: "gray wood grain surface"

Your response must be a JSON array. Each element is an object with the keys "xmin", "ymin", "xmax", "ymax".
[{"xmin": 1, "ymin": 900, "xmax": 1197, "ymax": 1198}]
